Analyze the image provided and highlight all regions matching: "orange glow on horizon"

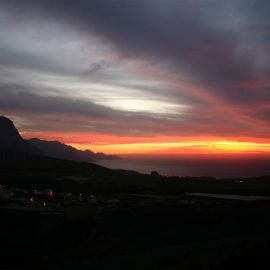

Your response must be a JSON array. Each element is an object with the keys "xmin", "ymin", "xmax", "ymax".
[
  {"xmin": 69, "ymin": 140, "xmax": 270, "ymax": 155},
  {"xmin": 22, "ymin": 131, "xmax": 270, "ymax": 155}
]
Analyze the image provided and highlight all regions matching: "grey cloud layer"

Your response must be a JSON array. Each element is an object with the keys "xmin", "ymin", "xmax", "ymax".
[
  {"xmin": 6, "ymin": 0, "xmax": 269, "ymax": 82},
  {"xmin": 0, "ymin": 85, "xmax": 259, "ymax": 138},
  {"xmin": 0, "ymin": 86, "xmax": 183, "ymax": 134},
  {"xmin": 0, "ymin": 0, "xmax": 270, "ymax": 138}
]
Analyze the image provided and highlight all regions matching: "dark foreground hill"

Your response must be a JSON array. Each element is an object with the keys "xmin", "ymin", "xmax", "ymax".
[
  {"xmin": 1, "ymin": 151, "xmax": 270, "ymax": 197},
  {"xmin": 2, "ymin": 156, "xmax": 270, "ymax": 270}
]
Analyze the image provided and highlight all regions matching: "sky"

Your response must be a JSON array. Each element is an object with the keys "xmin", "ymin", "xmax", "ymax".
[{"xmin": 0, "ymin": 0, "xmax": 270, "ymax": 156}]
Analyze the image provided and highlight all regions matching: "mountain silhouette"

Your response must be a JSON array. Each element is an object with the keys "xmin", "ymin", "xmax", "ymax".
[
  {"xmin": 28, "ymin": 138, "xmax": 119, "ymax": 162},
  {"xmin": 0, "ymin": 116, "xmax": 38, "ymax": 154},
  {"xmin": 0, "ymin": 116, "xmax": 119, "ymax": 162}
]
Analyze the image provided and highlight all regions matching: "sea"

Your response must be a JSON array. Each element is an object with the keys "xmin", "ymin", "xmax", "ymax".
[{"xmin": 96, "ymin": 155, "xmax": 270, "ymax": 178}]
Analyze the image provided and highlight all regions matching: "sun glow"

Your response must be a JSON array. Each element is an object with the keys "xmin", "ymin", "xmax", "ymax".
[
  {"xmin": 70, "ymin": 140, "xmax": 270, "ymax": 155},
  {"xmin": 22, "ymin": 131, "xmax": 270, "ymax": 155}
]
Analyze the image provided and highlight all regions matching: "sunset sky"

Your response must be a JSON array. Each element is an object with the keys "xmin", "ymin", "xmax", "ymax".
[{"xmin": 1, "ymin": 0, "xmax": 270, "ymax": 156}]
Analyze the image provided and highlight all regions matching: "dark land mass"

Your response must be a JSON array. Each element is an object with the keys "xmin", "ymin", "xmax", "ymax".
[
  {"xmin": 1, "ymin": 154, "xmax": 270, "ymax": 270},
  {"xmin": 0, "ymin": 116, "xmax": 39, "ymax": 154},
  {"xmin": 28, "ymin": 138, "xmax": 120, "ymax": 162},
  {"xmin": 1, "ymin": 116, "xmax": 270, "ymax": 269},
  {"xmin": 0, "ymin": 116, "xmax": 119, "ymax": 162}
]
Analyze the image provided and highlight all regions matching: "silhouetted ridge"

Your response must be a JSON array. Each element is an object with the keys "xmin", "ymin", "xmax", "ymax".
[
  {"xmin": 0, "ymin": 116, "xmax": 119, "ymax": 162},
  {"xmin": 28, "ymin": 138, "xmax": 120, "ymax": 162},
  {"xmin": 0, "ymin": 116, "xmax": 38, "ymax": 153}
]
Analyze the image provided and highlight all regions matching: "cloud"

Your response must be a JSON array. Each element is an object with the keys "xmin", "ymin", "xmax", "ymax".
[
  {"xmin": 0, "ymin": 84, "xmax": 265, "ymax": 140},
  {"xmin": 0, "ymin": 85, "xmax": 184, "ymax": 134},
  {"xmin": 0, "ymin": 0, "xmax": 270, "ymax": 144}
]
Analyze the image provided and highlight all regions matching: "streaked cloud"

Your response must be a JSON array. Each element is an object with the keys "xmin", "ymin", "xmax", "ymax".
[{"xmin": 0, "ymin": 0, "xmax": 269, "ymax": 154}]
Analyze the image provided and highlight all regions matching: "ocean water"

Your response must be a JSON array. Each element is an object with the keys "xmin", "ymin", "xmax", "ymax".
[{"xmin": 96, "ymin": 155, "xmax": 270, "ymax": 178}]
